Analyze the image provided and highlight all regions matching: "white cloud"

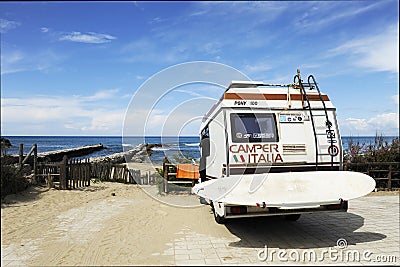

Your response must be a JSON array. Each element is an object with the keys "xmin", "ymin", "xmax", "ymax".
[
  {"xmin": 329, "ymin": 24, "xmax": 399, "ymax": 73},
  {"xmin": 1, "ymin": 50, "xmax": 24, "ymax": 65},
  {"xmin": 392, "ymin": 94, "xmax": 399, "ymax": 105},
  {"xmin": 41, "ymin": 27, "xmax": 49, "ymax": 33},
  {"xmin": 82, "ymin": 89, "xmax": 120, "ymax": 101},
  {"xmin": 0, "ymin": 19, "xmax": 20, "ymax": 33},
  {"xmin": 1, "ymin": 89, "xmax": 126, "ymax": 135},
  {"xmin": 81, "ymin": 111, "xmax": 124, "ymax": 132},
  {"xmin": 244, "ymin": 63, "xmax": 272, "ymax": 74},
  {"xmin": 1, "ymin": 48, "xmax": 64, "ymax": 75},
  {"xmin": 294, "ymin": 2, "xmax": 385, "ymax": 33},
  {"xmin": 120, "ymin": 38, "xmax": 187, "ymax": 63},
  {"xmin": 342, "ymin": 112, "xmax": 399, "ymax": 136},
  {"xmin": 202, "ymin": 42, "xmax": 222, "ymax": 55},
  {"xmin": 173, "ymin": 89, "xmax": 203, "ymax": 97},
  {"xmin": 59, "ymin": 31, "xmax": 116, "ymax": 44},
  {"xmin": 148, "ymin": 17, "xmax": 167, "ymax": 24},
  {"xmin": 195, "ymin": 1, "xmax": 288, "ymax": 19}
]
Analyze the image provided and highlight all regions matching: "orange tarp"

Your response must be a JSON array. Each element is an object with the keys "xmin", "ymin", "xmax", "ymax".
[{"xmin": 176, "ymin": 164, "xmax": 199, "ymax": 179}]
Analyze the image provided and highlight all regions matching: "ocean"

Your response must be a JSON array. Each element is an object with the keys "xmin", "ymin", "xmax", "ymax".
[
  {"xmin": 2, "ymin": 136, "xmax": 201, "ymax": 164},
  {"xmin": 2, "ymin": 135, "xmax": 398, "ymax": 164}
]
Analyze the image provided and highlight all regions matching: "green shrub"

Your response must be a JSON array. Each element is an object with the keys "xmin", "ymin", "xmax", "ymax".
[
  {"xmin": 1, "ymin": 156, "xmax": 29, "ymax": 197},
  {"xmin": 344, "ymin": 135, "xmax": 399, "ymax": 163},
  {"xmin": 171, "ymin": 152, "xmax": 196, "ymax": 164}
]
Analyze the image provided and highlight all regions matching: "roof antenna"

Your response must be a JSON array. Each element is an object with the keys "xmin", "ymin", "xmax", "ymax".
[
  {"xmin": 296, "ymin": 68, "xmax": 305, "ymax": 107},
  {"xmin": 297, "ymin": 68, "xmax": 301, "ymax": 81}
]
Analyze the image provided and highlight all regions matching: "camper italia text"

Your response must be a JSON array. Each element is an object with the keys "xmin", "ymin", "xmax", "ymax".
[{"xmin": 229, "ymin": 144, "xmax": 284, "ymax": 163}]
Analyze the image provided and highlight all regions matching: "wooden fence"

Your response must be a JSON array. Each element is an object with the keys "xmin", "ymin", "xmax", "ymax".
[
  {"xmin": 37, "ymin": 156, "xmax": 158, "ymax": 190},
  {"xmin": 68, "ymin": 158, "xmax": 91, "ymax": 189},
  {"xmin": 344, "ymin": 162, "xmax": 399, "ymax": 189},
  {"xmin": 90, "ymin": 162, "xmax": 157, "ymax": 185},
  {"xmin": 37, "ymin": 155, "xmax": 90, "ymax": 189},
  {"xmin": 37, "ymin": 160, "xmax": 62, "ymax": 189},
  {"xmin": 32, "ymin": 153, "xmax": 400, "ymax": 191}
]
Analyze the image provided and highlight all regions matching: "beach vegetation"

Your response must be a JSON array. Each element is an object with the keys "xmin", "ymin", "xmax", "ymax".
[
  {"xmin": 171, "ymin": 152, "xmax": 197, "ymax": 164},
  {"xmin": 1, "ymin": 137, "xmax": 12, "ymax": 156},
  {"xmin": 344, "ymin": 135, "xmax": 399, "ymax": 163},
  {"xmin": 1, "ymin": 156, "xmax": 29, "ymax": 197},
  {"xmin": 344, "ymin": 135, "xmax": 399, "ymax": 190}
]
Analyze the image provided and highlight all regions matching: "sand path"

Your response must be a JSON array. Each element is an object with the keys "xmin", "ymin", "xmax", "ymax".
[{"xmin": 1, "ymin": 181, "xmax": 232, "ymax": 266}]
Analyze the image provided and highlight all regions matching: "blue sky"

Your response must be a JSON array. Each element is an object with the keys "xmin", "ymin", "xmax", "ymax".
[{"xmin": 1, "ymin": 1, "xmax": 398, "ymax": 136}]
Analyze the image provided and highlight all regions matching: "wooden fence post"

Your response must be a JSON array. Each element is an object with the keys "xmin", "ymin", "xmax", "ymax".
[
  {"xmin": 60, "ymin": 155, "xmax": 68, "ymax": 190},
  {"xmin": 46, "ymin": 173, "xmax": 53, "ymax": 189},
  {"xmin": 129, "ymin": 170, "xmax": 134, "ymax": 184},
  {"xmin": 72, "ymin": 159, "xmax": 76, "ymax": 189},
  {"xmin": 78, "ymin": 159, "xmax": 81, "ymax": 187},
  {"xmin": 33, "ymin": 144, "xmax": 37, "ymax": 182},
  {"xmin": 19, "ymin": 144, "xmax": 23, "ymax": 167},
  {"xmin": 107, "ymin": 162, "xmax": 111, "ymax": 181},
  {"xmin": 163, "ymin": 158, "xmax": 168, "ymax": 194},
  {"xmin": 388, "ymin": 164, "xmax": 392, "ymax": 190},
  {"xmin": 87, "ymin": 159, "xmax": 90, "ymax": 187}
]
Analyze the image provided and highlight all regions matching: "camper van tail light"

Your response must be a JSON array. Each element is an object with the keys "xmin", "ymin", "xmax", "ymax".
[
  {"xmin": 256, "ymin": 202, "xmax": 266, "ymax": 208},
  {"xmin": 325, "ymin": 199, "xmax": 348, "ymax": 211},
  {"xmin": 325, "ymin": 204, "xmax": 341, "ymax": 210},
  {"xmin": 230, "ymin": 206, "xmax": 247, "ymax": 215}
]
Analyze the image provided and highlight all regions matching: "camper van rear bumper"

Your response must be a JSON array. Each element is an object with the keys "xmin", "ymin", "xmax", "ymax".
[{"xmin": 224, "ymin": 200, "xmax": 348, "ymax": 219}]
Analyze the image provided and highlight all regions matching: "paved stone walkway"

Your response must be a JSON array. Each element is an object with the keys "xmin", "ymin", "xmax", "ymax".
[{"xmin": 164, "ymin": 195, "xmax": 399, "ymax": 265}]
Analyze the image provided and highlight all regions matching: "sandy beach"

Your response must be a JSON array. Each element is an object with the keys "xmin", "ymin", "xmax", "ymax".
[
  {"xmin": 2, "ymin": 163, "xmax": 399, "ymax": 266},
  {"xmin": 1, "ymin": 163, "xmax": 231, "ymax": 266}
]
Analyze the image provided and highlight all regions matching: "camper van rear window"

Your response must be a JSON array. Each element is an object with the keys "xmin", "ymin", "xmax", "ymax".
[{"xmin": 230, "ymin": 113, "xmax": 279, "ymax": 143}]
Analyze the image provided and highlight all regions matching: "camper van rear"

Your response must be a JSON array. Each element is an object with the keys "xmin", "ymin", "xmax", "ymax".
[{"xmin": 193, "ymin": 71, "xmax": 376, "ymax": 224}]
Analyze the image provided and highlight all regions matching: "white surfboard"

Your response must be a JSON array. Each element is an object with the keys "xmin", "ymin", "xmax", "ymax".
[{"xmin": 192, "ymin": 171, "xmax": 376, "ymax": 208}]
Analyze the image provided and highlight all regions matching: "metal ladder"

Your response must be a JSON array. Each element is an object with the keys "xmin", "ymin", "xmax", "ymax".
[
  {"xmin": 307, "ymin": 75, "xmax": 335, "ymax": 169},
  {"xmin": 294, "ymin": 70, "xmax": 335, "ymax": 170}
]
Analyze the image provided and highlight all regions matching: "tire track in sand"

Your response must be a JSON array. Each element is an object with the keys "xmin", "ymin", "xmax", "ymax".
[{"xmin": 28, "ymin": 197, "xmax": 140, "ymax": 266}]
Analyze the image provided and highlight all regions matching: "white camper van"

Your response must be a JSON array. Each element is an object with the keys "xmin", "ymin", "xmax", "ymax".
[{"xmin": 192, "ymin": 70, "xmax": 375, "ymax": 224}]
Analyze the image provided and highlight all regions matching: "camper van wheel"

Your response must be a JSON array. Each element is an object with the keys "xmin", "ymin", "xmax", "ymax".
[
  {"xmin": 211, "ymin": 202, "xmax": 226, "ymax": 224},
  {"xmin": 214, "ymin": 211, "xmax": 226, "ymax": 224},
  {"xmin": 284, "ymin": 214, "xmax": 301, "ymax": 221},
  {"xmin": 199, "ymin": 197, "xmax": 208, "ymax": 205}
]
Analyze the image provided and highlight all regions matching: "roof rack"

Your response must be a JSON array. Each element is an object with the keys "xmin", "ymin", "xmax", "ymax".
[
  {"xmin": 227, "ymin": 80, "xmax": 291, "ymax": 90},
  {"xmin": 227, "ymin": 80, "xmax": 315, "ymax": 91},
  {"xmin": 227, "ymin": 80, "xmax": 264, "ymax": 89}
]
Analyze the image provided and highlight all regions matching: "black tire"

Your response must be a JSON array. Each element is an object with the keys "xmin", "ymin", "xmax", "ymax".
[
  {"xmin": 199, "ymin": 197, "xmax": 208, "ymax": 205},
  {"xmin": 211, "ymin": 202, "xmax": 226, "ymax": 224},
  {"xmin": 285, "ymin": 214, "xmax": 301, "ymax": 221},
  {"xmin": 214, "ymin": 212, "xmax": 226, "ymax": 224}
]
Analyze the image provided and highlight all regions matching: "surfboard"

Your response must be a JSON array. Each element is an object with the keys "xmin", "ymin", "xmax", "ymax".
[{"xmin": 192, "ymin": 171, "xmax": 376, "ymax": 208}]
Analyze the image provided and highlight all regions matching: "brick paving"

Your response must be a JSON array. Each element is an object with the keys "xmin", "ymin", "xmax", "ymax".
[{"xmin": 165, "ymin": 195, "xmax": 399, "ymax": 265}]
